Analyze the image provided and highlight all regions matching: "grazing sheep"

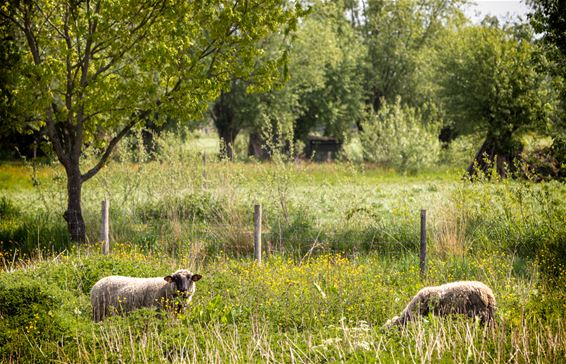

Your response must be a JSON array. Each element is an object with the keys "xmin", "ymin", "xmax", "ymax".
[
  {"xmin": 91, "ymin": 269, "xmax": 202, "ymax": 322},
  {"xmin": 385, "ymin": 281, "xmax": 496, "ymax": 327}
]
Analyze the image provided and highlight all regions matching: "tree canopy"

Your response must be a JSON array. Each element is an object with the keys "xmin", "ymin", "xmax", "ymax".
[
  {"xmin": 436, "ymin": 23, "xmax": 558, "ymax": 176},
  {"xmin": 0, "ymin": 0, "xmax": 302, "ymax": 242},
  {"xmin": 1, "ymin": 0, "xmax": 564, "ymax": 242}
]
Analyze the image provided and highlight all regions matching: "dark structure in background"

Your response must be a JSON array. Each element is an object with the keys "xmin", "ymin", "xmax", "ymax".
[{"xmin": 305, "ymin": 135, "xmax": 342, "ymax": 161}]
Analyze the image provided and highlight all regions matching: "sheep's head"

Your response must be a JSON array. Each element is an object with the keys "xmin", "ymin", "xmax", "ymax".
[
  {"xmin": 164, "ymin": 269, "xmax": 202, "ymax": 299},
  {"xmin": 383, "ymin": 315, "xmax": 401, "ymax": 330}
]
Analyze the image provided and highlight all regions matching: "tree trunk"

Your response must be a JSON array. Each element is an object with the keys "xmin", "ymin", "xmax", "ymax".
[
  {"xmin": 248, "ymin": 132, "xmax": 268, "ymax": 159},
  {"xmin": 219, "ymin": 129, "xmax": 237, "ymax": 160},
  {"xmin": 467, "ymin": 134, "xmax": 520, "ymax": 179},
  {"xmin": 439, "ymin": 125, "xmax": 458, "ymax": 147},
  {"xmin": 212, "ymin": 91, "xmax": 240, "ymax": 161},
  {"xmin": 63, "ymin": 163, "xmax": 87, "ymax": 243}
]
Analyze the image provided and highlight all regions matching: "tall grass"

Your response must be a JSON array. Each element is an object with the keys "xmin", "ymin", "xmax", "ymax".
[
  {"xmin": 0, "ymin": 249, "xmax": 564, "ymax": 363},
  {"xmin": 0, "ymin": 132, "xmax": 564, "ymax": 362},
  {"xmin": 1, "ymin": 135, "xmax": 564, "ymax": 266}
]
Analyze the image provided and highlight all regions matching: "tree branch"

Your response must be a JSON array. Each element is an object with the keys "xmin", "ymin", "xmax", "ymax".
[
  {"xmin": 63, "ymin": 5, "xmax": 74, "ymax": 123},
  {"xmin": 92, "ymin": 1, "xmax": 166, "ymax": 81},
  {"xmin": 22, "ymin": 8, "xmax": 41, "ymax": 65},
  {"xmin": 81, "ymin": 116, "xmax": 145, "ymax": 182},
  {"xmin": 0, "ymin": 9, "xmax": 26, "ymax": 32},
  {"xmin": 35, "ymin": 2, "xmax": 66, "ymax": 39}
]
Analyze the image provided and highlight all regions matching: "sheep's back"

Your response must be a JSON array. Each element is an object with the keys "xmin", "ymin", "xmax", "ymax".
[
  {"xmin": 437, "ymin": 281, "xmax": 496, "ymax": 316},
  {"xmin": 91, "ymin": 276, "xmax": 168, "ymax": 312}
]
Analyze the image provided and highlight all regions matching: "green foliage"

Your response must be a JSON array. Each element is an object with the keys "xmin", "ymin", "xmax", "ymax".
[
  {"xmin": 363, "ymin": 0, "xmax": 465, "ymax": 108},
  {"xmin": 360, "ymin": 99, "xmax": 441, "ymax": 173},
  {"xmin": 436, "ymin": 23, "xmax": 559, "ymax": 172},
  {"xmin": 528, "ymin": 0, "xmax": 566, "ymax": 135},
  {"xmin": 438, "ymin": 24, "xmax": 555, "ymax": 134},
  {"xmin": 528, "ymin": 0, "xmax": 566, "ymax": 58},
  {"xmin": 439, "ymin": 134, "xmax": 484, "ymax": 168},
  {"xmin": 0, "ymin": 281, "xmax": 69, "ymax": 363},
  {"xmin": 289, "ymin": 1, "xmax": 367, "ymax": 142}
]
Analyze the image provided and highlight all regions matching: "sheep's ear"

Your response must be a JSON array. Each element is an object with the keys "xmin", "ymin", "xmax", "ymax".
[
  {"xmin": 164, "ymin": 276, "xmax": 173, "ymax": 283},
  {"xmin": 191, "ymin": 274, "xmax": 202, "ymax": 282}
]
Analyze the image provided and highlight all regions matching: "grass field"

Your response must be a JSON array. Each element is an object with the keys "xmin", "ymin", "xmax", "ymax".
[{"xmin": 0, "ymin": 137, "xmax": 565, "ymax": 362}]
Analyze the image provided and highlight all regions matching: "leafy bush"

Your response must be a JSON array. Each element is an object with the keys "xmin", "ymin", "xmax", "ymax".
[
  {"xmin": 519, "ymin": 134, "xmax": 566, "ymax": 181},
  {"xmin": 0, "ymin": 282, "xmax": 69, "ymax": 363},
  {"xmin": 439, "ymin": 134, "xmax": 483, "ymax": 169},
  {"xmin": 360, "ymin": 99, "xmax": 441, "ymax": 173}
]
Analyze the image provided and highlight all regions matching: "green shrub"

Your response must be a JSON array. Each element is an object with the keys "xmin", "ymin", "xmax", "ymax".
[
  {"xmin": 360, "ymin": 98, "xmax": 441, "ymax": 173},
  {"xmin": 439, "ymin": 134, "xmax": 483, "ymax": 168},
  {"xmin": 0, "ymin": 282, "xmax": 69, "ymax": 363}
]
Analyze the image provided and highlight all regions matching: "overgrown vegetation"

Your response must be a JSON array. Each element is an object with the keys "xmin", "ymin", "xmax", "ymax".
[
  {"xmin": 0, "ymin": 137, "xmax": 564, "ymax": 362},
  {"xmin": 360, "ymin": 98, "xmax": 441, "ymax": 173},
  {"xmin": 0, "ymin": 248, "xmax": 564, "ymax": 363},
  {"xmin": 1, "ymin": 0, "xmax": 565, "ymax": 362}
]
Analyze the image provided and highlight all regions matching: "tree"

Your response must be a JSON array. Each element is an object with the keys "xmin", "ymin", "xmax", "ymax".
[
  {"xmin": 290, "ymin": 1, "xmax": 366, "ymax": 143},
  {"xmin": 1, "ymin": 0, "xmax": 301, "ymax": 243},
  {"xmin": 437, "ymin": 24, "xmax": 558, "ymax": 177},
  {"xmin": 528, "ymin": 0, "xmax": 566, "ymax": 126},
  {"xmin": 363, "ymin": 0, "xmax": 465, "ymax": 111},
  {"xmin": 211, "ymin": 79, "xmax": 260, "ymax": 160},
  {"xmin": 528, "ymin": 0, "xmax": 566, "ymax": 57},
  {"xmin": 208, "ymin": 0, "xmax": 367, "ymax": 159}
]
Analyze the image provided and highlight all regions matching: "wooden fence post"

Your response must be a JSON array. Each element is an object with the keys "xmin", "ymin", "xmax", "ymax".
[
  {"xmin": 101, "ymin": 199, "xmax": 110, "ymax": 255},
  {"xmin": 420, "ymin": 209, "xmax": 427, "ymax": 278},
  {"xmin": 254, "ymin": 204, "xmax": 262, "ymax": 264}
]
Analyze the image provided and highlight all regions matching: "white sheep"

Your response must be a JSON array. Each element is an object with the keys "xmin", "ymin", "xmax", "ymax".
[
  {"xmin": 385, "ymin": 281, "xmax": 496, "ymax": 327},
  {"xmin": 90, "ymin": 269, "xmax": 202, "ymax": 322}
]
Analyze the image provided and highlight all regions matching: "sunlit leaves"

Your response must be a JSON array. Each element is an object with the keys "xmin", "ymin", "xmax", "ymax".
[
  {"xmin": 3, "ymin": 0, "xmax": 301, "ymax": 145},
  {"xmin": 436, "ymin": 25, "xmax": 558, "ymax": 136}
]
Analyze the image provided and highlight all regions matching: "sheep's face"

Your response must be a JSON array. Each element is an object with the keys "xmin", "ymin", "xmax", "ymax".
[{"xmin": 164, "ymin": 270, "xmax": 202, "ymax": 298}]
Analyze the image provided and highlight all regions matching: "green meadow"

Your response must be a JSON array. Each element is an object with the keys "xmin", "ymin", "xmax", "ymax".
[{"xmin": 0, "ymin": 138, "xmax": 564, "ymax": 363}]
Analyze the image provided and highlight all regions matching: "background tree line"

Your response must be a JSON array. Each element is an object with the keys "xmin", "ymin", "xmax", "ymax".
[
  {"xmin": 0, "ymin": 0, "xmax": 564, "ymax": 243},
  {"xmin": 206, "ymin": 0, "xmax": 564, "ymax": 176}
]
